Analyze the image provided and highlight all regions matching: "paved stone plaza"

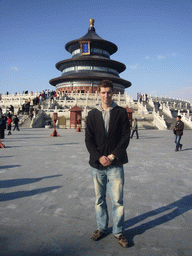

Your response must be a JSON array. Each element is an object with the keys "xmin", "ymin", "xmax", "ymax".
[{"xmin": 0, "ymin": 128, "xmax": 192, "ymax": 256}]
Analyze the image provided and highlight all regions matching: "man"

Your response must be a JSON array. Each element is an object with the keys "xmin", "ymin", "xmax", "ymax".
[
  {"xmin": 85, "ymin": 80, "xmax": 130, "ymax": 248},
  {"xmin": 130, "ymin": 118, "xmax": 139, "ymax": 139},
  {"xmin": 174, "ymin": 115, "xmax": 184, "ymax": 151}
]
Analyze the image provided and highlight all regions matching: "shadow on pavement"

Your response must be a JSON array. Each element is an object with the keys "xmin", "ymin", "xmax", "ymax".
[
  {"xmin": 182, "ymin": 148, "xmax": 192, "ymax": 151},
  {"xmin": 124, "ymin": 194, "xmax": 192, "ymax": 247},
  {"xmin": 22, "ymin": 136, "xmax": 47, "ymax": 140},
  {"xmin": 0, "ymin": 186, "xmax": 62, "ymax": 202},
  {"xmin": 0, "ymin": 175, "xmax": 63, "ymax": 188},
  {"xmin": 0, "ymin": 156, "xmax": 13, "ymax": 158},
  {"xmin": 4, "ymin": 146, "xmax": 23, "ymax": 148},
  {"xmin": 135, "ymin": 136, "xmax": 162, "ymax": 139},
  {"xmin": 0, "ymin": 165, "xmax": 21, "ymax": 169},
  {"xmin": 52, "ymin": 143, "xmax": 79, "ymax": 146},
  {"xmin": 0, "ymin": 240, "xmax": 93, "ymax": 256}
]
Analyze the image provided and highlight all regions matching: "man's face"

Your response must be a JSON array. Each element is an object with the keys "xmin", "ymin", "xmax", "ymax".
[
  {"xmin": 99, "ymin": 87, "xmax": 113, "ymax": 105},
  {"xmin": 176, "ymin": 117, "xmax": 180, "ymax": 122}
]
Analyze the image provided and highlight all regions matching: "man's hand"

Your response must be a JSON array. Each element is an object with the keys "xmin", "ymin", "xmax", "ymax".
[
  {"xmin": 99, "ymin": 156, "xmax": 112, "ymax": 167},
  {"xmin": 108, "ymin": 154, "xmax": 115, "ymax": 161}
]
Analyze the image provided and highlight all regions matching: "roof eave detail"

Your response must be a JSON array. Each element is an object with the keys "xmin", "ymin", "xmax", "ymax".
[
  {"xmin": 55, "ymin": 57, "xmax": 126, "ymax": 73},
  {"xmin": 65, "ymin": 39, "xmax": 117, "ymax": 55},
  {"xmin": 49, "ymin": 76, "xmax": 131, "ymax": 88}
]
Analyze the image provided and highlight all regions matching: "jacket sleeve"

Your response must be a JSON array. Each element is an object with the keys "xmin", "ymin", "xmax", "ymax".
[
  {"xmin": 85, "ymin": 111, "xmax": 102, "ymax": 163},
  {"xmin": 112, "ymin": 109, "xmax": 130, "ymax": 159}
]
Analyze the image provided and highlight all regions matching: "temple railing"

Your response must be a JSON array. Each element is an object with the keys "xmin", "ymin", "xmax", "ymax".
[
  {"xmin": 162, "ymin": 104, "xmax": 173, "ymax": 118},
  {"xmin": 137, "ymin": 101, "xmax": 149, "ymax": 118},
  {"xmin": 152, "ymin": 110, "xmax": 167, "ymax": 130},
  {"xmin": 149, "ymin": 95, "xmax": 191, "ymax": 111},
  {"xmin": 177, "ymin": 110, "xmax": 192, "ymax": 129},
  {"xmin": 31, "ymin": 110, "xmax": 47, "ymax": 128}
]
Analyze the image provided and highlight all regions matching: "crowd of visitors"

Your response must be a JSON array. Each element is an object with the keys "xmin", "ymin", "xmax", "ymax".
[
  {"xmin": 0, "ymin": 88, "xmax": 186, "ymax": 154},
  {"xmin": 0, "ymin": 89, "xmax": 58, "ymax": 140},
  {"xmin": 137, "ymin": 92, "xmax": 148, "ymax": 102},
  {"xmin": 0, "ymin": 110, "xmax": 21, "ymax": 138}
]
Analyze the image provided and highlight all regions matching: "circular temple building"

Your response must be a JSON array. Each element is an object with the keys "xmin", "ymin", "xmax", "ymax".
[{"xmin": 49, "ymin": 19, "xmax": 131, "ymax": 94}]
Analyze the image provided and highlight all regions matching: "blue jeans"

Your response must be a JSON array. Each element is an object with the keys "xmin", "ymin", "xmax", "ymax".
[
  {"xmin": 91, "ymin": 165, "xmax": 124, "ymax": 236},
  {"xmin": 175, "ymin": 135, "xmax": 182, "ymax": 150}
]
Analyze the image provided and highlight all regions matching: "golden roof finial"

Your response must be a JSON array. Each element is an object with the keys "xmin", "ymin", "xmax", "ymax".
[{"xmin": 89, "ymin": 19, "xmax": 95, "ymax": 28}]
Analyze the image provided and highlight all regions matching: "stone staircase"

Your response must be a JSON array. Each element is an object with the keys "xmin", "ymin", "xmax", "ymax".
[
  {"xmin": 134, "ymin": 102, "xmax": 156, "ymax": 129},
  {"xmin": 19, "ymin": 115, "xmax": 32, "ymax": 128},
  {"xmin": 144, "ymin": 102, "xmax": 154, "ymax": 113},
  {"xmin": 158, "ymin": 110, "xmax": 174, "ymax": 129},
  {"xmin": 157, "ymin": 109, "xmax": 191, "ymax": 130}
]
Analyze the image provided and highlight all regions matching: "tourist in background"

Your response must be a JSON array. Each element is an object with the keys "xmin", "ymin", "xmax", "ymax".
[
  {"xmin": 0, "ymin": 108, "xmax": 6, "ymax": 139},
  {"xmin": 9, "ymin": 105, "xmax": 14, "ymax": 115},
  {"xmin": 145, "ymin": 93, "xmax": 148, "ymax": 102},
  {"xmin": 137, "ymin": 92, "xmax": 140, "ymax": 100},
  {"xmin": 155, "ymin": 101, "xmax": 160, "ymax": 112},
  {"xmin": 29, "ymin": 107, "xmax": 34, "ymax": 120},
  {"xmin": 13, "ymin": 115, "xmax": 20, "ymax": 131},
  {"xmin": 130, "ymin": 118, "xmax": 139, "ymax": 139},
  {"xmin": 7, "ymin": 114, "xmax": 12, "ymax": 135},
  {"xmin": 174, "ymin": 115, "xmax": 184, "ymax": 151},
  {"xmin": 85, "ymin": 80, "xmax": 130, "ymax": 248},
  {"xmin": 38, "ymin": 93, "xmax": 43, "ymax": 106}
]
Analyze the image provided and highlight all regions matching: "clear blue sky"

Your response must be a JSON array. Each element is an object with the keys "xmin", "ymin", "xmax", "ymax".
[{"xmin": 1, "ymin": 0, "xmax": 191, "ymax": 102}]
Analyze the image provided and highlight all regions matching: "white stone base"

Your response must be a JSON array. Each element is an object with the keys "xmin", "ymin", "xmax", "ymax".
[{"xmin": 45, "ymin": 125, "xmax": 52, "ymax": 129}]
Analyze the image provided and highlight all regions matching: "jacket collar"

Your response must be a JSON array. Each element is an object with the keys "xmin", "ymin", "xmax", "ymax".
[
  {"xmin": 95, "ymin": 101, "xmax": 117, "ymax": 112},
  {"xmin": 95, "ymin": 104, "xmax": 119, "ymax": 138}
]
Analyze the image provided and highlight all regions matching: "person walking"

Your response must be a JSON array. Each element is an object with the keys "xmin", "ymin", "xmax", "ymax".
[
  {"xmin": 85, "ymin": 80, "xmax": 130, "ymax": 248},
  {"xmin": 174, "ymin": 115, "xmax": 184, "ymax": 151},
  {"xmin": 13, "ymin": 115, "xmax": 20, "ymax": 131},
  {"xmin": 130, "ymin": 118, "xmax": 139, "ymax": 139}
]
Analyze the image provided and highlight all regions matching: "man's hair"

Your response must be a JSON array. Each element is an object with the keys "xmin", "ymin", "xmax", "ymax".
[
  {"xmin": 177, "ymin": 115, "xmax": 181, "ymax": 119},
  {"xmin": 98, "ymin": 80, "xmax": 113, "ymax": 92}
]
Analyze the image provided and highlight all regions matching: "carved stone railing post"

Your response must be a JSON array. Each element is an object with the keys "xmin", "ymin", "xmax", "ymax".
[
  {"xmin": 153, "ymin": 111, "xmax": 167, "ymax": 130},
  {"xmin": 187, "ymin": 109, "xmax": 190, "ymax": 118}
]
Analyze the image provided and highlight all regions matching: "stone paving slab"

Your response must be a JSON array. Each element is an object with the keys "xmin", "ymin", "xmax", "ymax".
[{"xmin": 0, "ymin": 128, "xmax": 192, "ymax": 256}]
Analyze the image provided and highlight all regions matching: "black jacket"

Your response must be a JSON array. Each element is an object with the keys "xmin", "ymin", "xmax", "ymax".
[
  {"xmin": 13, "ymin": 117, "xmax": 19, "ymax": 124},
  {"xmin": 175, "ymin": 121, "xmax": 184, "ymax": 136},
  {"xmin": 85, "ymin": 106, "xmax": 130, "ymax": 169}
]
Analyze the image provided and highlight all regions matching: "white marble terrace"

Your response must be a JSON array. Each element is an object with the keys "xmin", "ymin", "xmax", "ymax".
[{"xmin": 0, "ymin": 92, "xmax": 191, "ymax": 130}]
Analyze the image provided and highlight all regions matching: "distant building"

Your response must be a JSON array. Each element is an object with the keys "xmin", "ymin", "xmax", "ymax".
[{"xmin": 49, "ymin": 19, "xmax": 131, "ymax": 94}]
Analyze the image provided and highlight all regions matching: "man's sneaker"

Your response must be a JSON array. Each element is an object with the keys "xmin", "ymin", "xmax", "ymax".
[
  {"xmin": 91, "ymin": 230, "xmax": 106, "ymax": 241},
  {"xmin": 115, "ymin": 234, "xmax": 129, "ymax": 248},
  {"xmin": 180, "ymin": 144, "xmax": 183, "ymax": 150}
]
